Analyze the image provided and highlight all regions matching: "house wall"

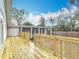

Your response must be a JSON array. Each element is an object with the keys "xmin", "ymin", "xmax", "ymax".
[
  {"xmin": 0, "ymin": 0, "xmax": 7, "ymax": 47},
  {"xmin": 8, "ymin": 27, "xmax": 19, "ymax": 36}
]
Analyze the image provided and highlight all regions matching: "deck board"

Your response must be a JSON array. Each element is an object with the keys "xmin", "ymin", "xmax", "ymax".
[{"xmin": 0, "ymin": 37, "xmax": 59, "ymax": 59}]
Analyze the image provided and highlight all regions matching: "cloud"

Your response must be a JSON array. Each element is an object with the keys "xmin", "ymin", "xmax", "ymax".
[
  {"xmin": 22, "ymin": 6, "xmax": 78, "ymax": 26},
  {"xmin": 70, "ymin": 5, "xmax": 77, "ymax": 13},
  {"xmin": 33, "ymin": 15, "xmax": 42, "ymax": 26},
  {"xmin": 61, "ymin": 8, "xmax": 70, "ymax": 16},
  {"xmin": 25, "ymin": 13, "xmax": 42, "ymax": 26}
]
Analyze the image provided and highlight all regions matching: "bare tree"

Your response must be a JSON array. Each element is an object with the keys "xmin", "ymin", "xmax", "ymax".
[
  {"xmin": 38, "ymin": 16, "xmax": 45, "ymax": 26},
  {"xmin": 69, "ymin": 0, "xmax": 76, "ymax": 4},
  {"xmin": 12, "ymin": 8, "xmax": 24, "ymax": 25}
]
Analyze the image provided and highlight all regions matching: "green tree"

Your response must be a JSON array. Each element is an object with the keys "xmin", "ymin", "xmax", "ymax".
[
  {"xmin": 70, "ymin": 17, "xmax": 76, "ymax": 31},
  {"xmin": 55, "ymin": 17, "xmax": 71, "ymax": 31},
  {"xmin": 56, "ymin": 19, "xmax": 65, "ymax": 31},
  {"xmin": 75, "ymin": 9, "xmax": 79, "ymax": 21},
  {"xmin": 23, "ymin": 21, "xmax": 33, "ymax": 26},
  {"xmin": 73, "ymin": 9, "xmax": 79, "ymax": 31}
]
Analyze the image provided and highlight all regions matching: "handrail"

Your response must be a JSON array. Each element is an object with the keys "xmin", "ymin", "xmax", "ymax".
[{"xmin": 34, "ymin": 34, "xmax": 79, "ymax": 44}]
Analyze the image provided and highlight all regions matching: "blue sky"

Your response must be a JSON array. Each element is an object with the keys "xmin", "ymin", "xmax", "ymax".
[{"xmin": 12, "ymin": 0, "xmax": 69, "ymax": 13}]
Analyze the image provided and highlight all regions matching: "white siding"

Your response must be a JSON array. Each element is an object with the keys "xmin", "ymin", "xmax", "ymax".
[
  {"xmin": 0, "ymin": 0, "xmax": 5, "ymax": 19},
  {"xmin": 8, "ymin": 28, "xmax": 19, "ymax": 36},
  {"xmin": 0, "ymin": 20, "xmax": 3, "ymax": 46},
  {"xmin": 0, "ymin": 0, "xmax": 7, "ymax": 47}
]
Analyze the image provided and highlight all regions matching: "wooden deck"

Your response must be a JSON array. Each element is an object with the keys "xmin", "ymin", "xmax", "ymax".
[{"xmin": 0, "ymin": 37, "xmax": 59, "ymax": 59}]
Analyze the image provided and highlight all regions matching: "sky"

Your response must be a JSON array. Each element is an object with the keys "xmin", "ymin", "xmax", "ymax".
[
  {"xmin": 12, "ymin": 0, "xmax": 79, "ymax": 26},
  {"xmin": 12, "ymin": 0, "xmax": 69, "ymax": 13}
]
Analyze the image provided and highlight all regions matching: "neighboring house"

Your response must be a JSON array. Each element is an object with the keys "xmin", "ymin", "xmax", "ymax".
[{"xmin": 0, "ymin": 0, "xmax": 11, "ymax": 48}]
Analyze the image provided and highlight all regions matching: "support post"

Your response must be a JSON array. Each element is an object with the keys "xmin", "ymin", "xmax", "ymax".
[
  {"xmin": 41, "ymin": 29, "xmax": 43, "ymax": 34},
  {"xmin": 21, "ymin": 27, "xmax": 22, "ymax": 32},
  {"xmin": 51, "ymin": 28, "xmax": 52, "ymax": 35},
  {"xmin": 31, "ymin": 27, "xmax": 32, "ymax": 38},
  {"xmin": 38, "ymin": 28, "xmax": 40, "ymax": 34},
  {"xmin": 45, "ymin": 28, "xmax": 47, "ymax": 35},
  {"xmin": 34, "ymin": 29, "xmax": 36, "ymax": 35}
]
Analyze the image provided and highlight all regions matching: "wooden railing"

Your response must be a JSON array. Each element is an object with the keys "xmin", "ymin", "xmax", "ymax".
[
  {"xmin": 19, "ymin": 32, "xmax": 30, "ymax": 44},
  {"xmin": 34, "ymin": 34, "xmax": 79, "ymax": 59}
]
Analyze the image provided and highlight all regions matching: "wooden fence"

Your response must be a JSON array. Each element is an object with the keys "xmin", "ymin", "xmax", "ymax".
[
  {"xmin": 34, "ymin": 34, "xmax": 79, "ymax": 59},
  {"xmin": 52, "ymin": 31, "xmax": 79, "ymax": 38}
]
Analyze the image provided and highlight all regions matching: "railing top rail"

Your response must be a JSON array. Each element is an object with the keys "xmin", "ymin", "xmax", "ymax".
[{"xmin": 34, "ymin": 34, "xmax": 79, "ymax": 44}]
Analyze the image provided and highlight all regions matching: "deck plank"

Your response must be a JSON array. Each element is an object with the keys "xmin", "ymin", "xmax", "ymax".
[{"xmin": 0, "ymin": 37, "xmax": 59, "ymax": 59}]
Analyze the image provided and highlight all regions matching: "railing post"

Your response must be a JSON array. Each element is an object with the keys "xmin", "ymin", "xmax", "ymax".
[
  {"xmin": 61, "ymin": 40, "xmax": 63, "ymax": 59},
  {"xmin": 62, "ymin": 41, "xmax": 64, "ymax": 59}
]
